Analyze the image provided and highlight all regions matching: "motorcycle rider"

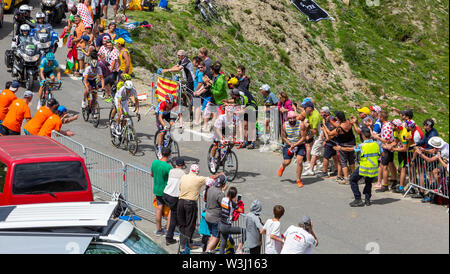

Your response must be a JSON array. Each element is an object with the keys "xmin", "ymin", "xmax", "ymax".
[
  {"xmin": 32, "ymin": 11, "xmax": 59, "ymax": 53},
  {"xmin": 13, "ymin": 5, "xmax": 35, "ymax": 36},
  {"xmin": 37, "ymin": 52, "xmax": 61, "ymax": 109},
  {"xmin": 14, "ymin": 24, "xmax": 32, "ymax": 48}
]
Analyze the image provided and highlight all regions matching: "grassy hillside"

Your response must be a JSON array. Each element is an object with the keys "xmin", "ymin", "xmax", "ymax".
[{"xmin": 125, "ymin": 0, "xmax": 449, "ymax": 139}]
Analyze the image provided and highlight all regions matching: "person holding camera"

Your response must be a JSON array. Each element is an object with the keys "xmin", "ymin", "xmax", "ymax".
[{"xmin": 281, "ymin": 216, "xmax": 318, "ymax": 254}]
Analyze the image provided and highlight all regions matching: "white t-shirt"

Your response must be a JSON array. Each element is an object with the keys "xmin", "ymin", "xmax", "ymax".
[
  {"xmin": 163, "ymin": 168, "xmax": 186, "ymax": 197},
  {"xmin": 440, "ymin": 142, "xmax": 449, "ymax": 160},
  {"xmin": 263, "ymin": 219, "xmax": 283, "ymax": 254},
  {"xmin": 280, "ymin": 226, "xmax": 316, "ymax": 254}
]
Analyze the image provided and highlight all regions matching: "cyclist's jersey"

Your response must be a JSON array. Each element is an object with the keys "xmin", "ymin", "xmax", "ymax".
[
  {"xmin": 39, "ymin": 58, "xmax": 59, "ymax": 73},
  {"xmin": 155, "ymin": 101, "xmax": 179, "ymax": 115},
  {"xmin": 115, "ymin": 86, "xmax": 137, "ymax": 103},
  {"xmin": 214, "ymin": 114, "xmax": 236, "ymax": 130},
  {"xmin": 83, "ymin": 66, "xmax": 103, "ymax": 80}
]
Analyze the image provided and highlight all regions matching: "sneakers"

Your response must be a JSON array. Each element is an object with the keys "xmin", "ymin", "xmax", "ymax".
[
  {"xmin": 392, "ymin": 186, "xmax": 405, "ymax": 194},
  {"xmin": 166, "ymin": 238, "xmax": 177, "ymax": 245},
  {"xmin": 365, "ymin": 199, "xmax": 371, "ymax": 206},
  {"xmin": 349, "ymin": 199, "xmax": 365, "ymax": 207},
  {"xmin": 302, "ymin": 169, "xmax": 315, "ymax": 176},
  {"xmin": 336, "ymin": 176, "xmax": 344, "ymax": 184},
  {"xmin": 376, "ymin": 185, "xmax": 389, "ymax": 192},
  {"xmin": 421, "ymin": 197, "xmax": 431, "ymax": 203},
  {"xmin": 338, "ymin": 178, "xmax": 350, "ymax": 185},
  {"xmin": 412, "ymin": 192, "xmax": 424, "ymax": 199},
  {"xmin": 155, "ymin": 229, "xmax": 165, "ymax": 236},
  {"xmin": 278, "ymin": 166, "xmax": 285, "ymax": 177},
  {"xmin": 316, "ymin": 171, "xmax": 327, "ymax": 178},
  {"xmin": 247, "ymin": 142, "xmax": 255, "ymax": 149},
  {"xmin": 297, "ymin": 179, "xmax": 303, "ymax": 188}
]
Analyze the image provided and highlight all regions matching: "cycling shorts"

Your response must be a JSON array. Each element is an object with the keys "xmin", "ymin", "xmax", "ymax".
[
  {"xmin": 156, "ymin": 112, "xmax": 176, "ymax": 130},
  {"xmin": 114, "ymin": 97, "xmax": 130, "ymax": 115}
]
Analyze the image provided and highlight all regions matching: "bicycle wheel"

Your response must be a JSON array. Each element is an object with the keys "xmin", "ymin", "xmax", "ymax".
[
  {"xmin": 221, "ymin": 151, "xmax": 238, "ymax": 182},
  {"xmin": 169, "ymin": 140, "xmax": 181, "ymax": 159},
  {"xmin": 126, "ymin": 125, "xmax": 139, "ymax": 155},
  {"xmin": 110, "ymin": 120, "xmax": 122, "ymax": 148},
  {"xmin": 82, "ymin": 101, "xmax": 90, "ymax": 122},
  {"xmin": 153, "ymin": 129, "xmax": 162, "ymax": 158},
  {"xmin": 207, "ymin": 143, "xmax": 217, "ymax": 174},
  {"xmin": 108, "ymin": 106, "xmax": 116, "ymax": 126},
  {"xmin": 92, "ymin": 100, "xmax": 100, "ymax": 128}
]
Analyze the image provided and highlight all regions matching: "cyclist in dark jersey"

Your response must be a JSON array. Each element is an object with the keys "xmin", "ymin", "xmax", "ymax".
[{"xmin": 155, "ymin": 94, "xmax": 183, "ymax": 158}]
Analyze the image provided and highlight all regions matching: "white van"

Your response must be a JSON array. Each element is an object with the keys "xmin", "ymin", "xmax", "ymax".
[{"xmin": 0, "ymin": 201, "xmax": 168, "ymax": 254}]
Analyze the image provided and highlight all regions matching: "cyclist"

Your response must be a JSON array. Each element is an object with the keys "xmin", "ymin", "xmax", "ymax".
[
  {"xmin": 82, "ymin": 59, "xmax": 104, "ymax": 109},
  {"xmin": 155, "ymin": 93, "xmax": 183, "ymax": 159},
  {"xmin": 37, "ymin": 52, "xmax": 61, "ymax": 109},
  {"xmin": 209, "ymin": 106, "xmax": 239, "ymax": 172},
  {"xmin": 114, "ymin": 73, "xmax": 132, "ymax": 96},
  {"xmin": 112, "ymin": 80, "xmax": 140, "ymax": 135}
]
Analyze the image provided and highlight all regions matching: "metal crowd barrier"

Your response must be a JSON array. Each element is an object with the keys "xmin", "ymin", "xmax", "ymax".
[
  {"xmin": 124, "ymin": 163, "xmax": 156, "ymax": 216},
  {"xmin": 404, "ymin": 150, "xmax": 449, "ymax": 199}
]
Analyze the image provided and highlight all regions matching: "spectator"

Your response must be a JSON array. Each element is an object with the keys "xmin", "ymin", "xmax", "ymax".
[
  {"xmin": 236, "ymin": 65, "xmax": 250, "ymax": 92},
  {"xmin": 277, "ymin": 91, "xmax": 294, "ymax": 121},
  {"xmin": 116, "ymin": 38, "xmax": 133, "ymax": 76},
  {"xmin": 278, "ymin": 111, "xmax": 308, "ymax": 188},
  {"xmin": 114, "ymin": 0, "xmax": 128, "ymax": 18},
  {"xmin": 192, "ymin": 56, "xmax": 205, "ymax": 126},
  {"xmin": 24, "ymin": 98, "xmax": 60, "ymax": 136},
  {"xmin": 0, "ymin": 91, "xmax": 33, "ymax": 136},
  {"xmin": 198, "ymin": 47, "xmax": 213, "ymax": 79},
  {"xmin": 99, "ymin": 40, "xmax": 120, "ymax": 98},
  {"xmin": 150, "ymin": 147, "xmax": 173, "ymax": 236},
  {"xmin": 415, "ymin": 118, "xmax": 439, "ymax": 149},
  {"xmin": 369, "ymin": 105, "xmax": 383, "ymax": 135},
  {"xmin": 329, "ymin": 111, "xmax": 356, "ymax": 184},
  {"xmin": 261, "ymin": 205, "xmax": 285, "ymax": 254},
  {"xmin": 245, "ymin": 200, "xmax": 264, "ymax": 254},
  {"xmin": 71, "ymin": 15, "xmax": 87, "ymax": 76},
  {"xmin": 95, "ymin": 25, "xmax": 111, "ymax": 50},
  {"xmin": 107, "ymin": 22, "xmax": 117, "ymax": 41},
  {"xmin": 406, "ymin": 120, "xmax": 424, "ymax": 147},
  {"xmin": 281, "ymin": 216, "xmax": 318, "ymax": 254},
  {"xmin": 177, "ymin": 165, "xmax": 221, "ymax": 252},
  {"xmin": 302, "ymin": 100, "xmax": 323, "ymax": 176},
  {"xmin": 351, "ymin": 107, "xmax": 374, "ymax": 140},
  {"xmin": 163, "ymin": 157, "xmax": 187, "ymax": 246},
  {"xmin": 260, "ymin": 84, "xmax": 279, "ymax": 135},
  {"xmin": 204, "ymin": 174, "xmax": 228, "ymax": 253},
  {"xmin": 373, "ymin": 110, "xmax": 397, "ymax": 192},
  {"xmin": 218, "ymin": 186, "xmax": 245, "ymax": 254},
  {"xmin": 0, "ymin": 81, "xmax": 19, "ymax": 125},
  {"xmin": 201, "ymin": 61, "xmax": 228, "ymax": 128},
  {"xmin": 161, "ymin": 50, "xmax": 195, "ymax": 95},
  {"xmin": 391, "ymin": 119, "xmax": 411, "ymax": 194},
  {"xmin": 37, "ymin": 106, "xmax": 75, "ymax": 137},
  {"xmin": 317, "ymin": 107, "xmax": 342, "ymax": 179},
  {"xmin": 102, "ymin": 0, "xmax": 116, "ymax": 19},
  {"xmin": 76, "ymin": 0, "xmax": 94, "ymax": 27},
  {"xmin": 336, "ymin": 127, "xmax": 382, "ymax": 206}
]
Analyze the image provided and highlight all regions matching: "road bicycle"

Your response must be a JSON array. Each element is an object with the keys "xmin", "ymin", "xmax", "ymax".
[
  {"xmin": 110, "ymin": 112, "xmax": 140, "ymax": 155},
  {"xmin": 207, "ymin": 140, "xmax": 239, "ymax": 181},
  {"xmin": 153, "ymin": 122, "xmax": 182, "ymax": 160},
  {"xmin": 82, "ymin": 88, "xmax": 101, "ymax": 128},
  {"xmin": 41, "ymin": 80, "xmax": 62, "ymax": 107}
]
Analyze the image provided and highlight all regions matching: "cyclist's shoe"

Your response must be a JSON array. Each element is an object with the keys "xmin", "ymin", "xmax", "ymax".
[
  {"xmin": 157, "ymin": 147, "xmax": 163, "ymax": 160},
  {"xmin": 297, "ymin": 179, "xmax": 303, "ymax": 188},
  {"xmin": 278, "ymin": 166, "xmax": 285, "ymax": 177},
  {"xmin": 115, "ymin": 125, "xmax": 121, "ymax": 136},
  {"xmin": 247, "ymin": 142, "xmax": 256, "ymax": 149},
  {"xmin": 81, "ymin": 100, "xmax": 87, "ymax": 109},
  {"xmin": 236, "ymin": 142, "xmax": 245, "ymax": 149},
  {"xmin": 210, "ymin": 158, "xmax": 217, "ymax": 173}
]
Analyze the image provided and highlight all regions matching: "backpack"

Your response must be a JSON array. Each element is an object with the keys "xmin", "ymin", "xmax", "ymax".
[{"xmin": 142, "ymin": 0, "xmax": 155, "ymax": 12}]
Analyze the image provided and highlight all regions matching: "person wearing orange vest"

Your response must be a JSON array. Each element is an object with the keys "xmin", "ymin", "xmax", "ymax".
[
  {"xmin": 24, "ymin": 98, "xmax": 60, "ymax": 135},
  {"xmin": 38, "ymin": 106, "xmax": 75, "ymax": 137},
  {"xmin": 0, "ymin": 81, "xmax": 20, "ymax": 124},
  {"xmin": 0, "ymin": 91, "xmax": 33, "ymax": 136}
]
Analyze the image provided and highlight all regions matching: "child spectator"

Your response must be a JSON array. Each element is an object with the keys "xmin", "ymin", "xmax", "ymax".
[
  {"xmin": 261, "ymin": 205, "xmax": 285, "ymax": 254},
  {"xmin": 245, "ymin": 200, "xmax": 264, "ymax": 254}
]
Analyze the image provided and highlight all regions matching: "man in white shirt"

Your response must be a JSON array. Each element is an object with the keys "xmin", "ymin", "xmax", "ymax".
[{"xmin": 281, "ymin": 216, "xmax": 319, "ymax": 254}]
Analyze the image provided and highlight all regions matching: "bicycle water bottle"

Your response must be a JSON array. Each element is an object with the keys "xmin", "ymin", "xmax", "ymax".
[{"xmin": 220, "ymin": 148, "xmax": 227, "ymax": 160}]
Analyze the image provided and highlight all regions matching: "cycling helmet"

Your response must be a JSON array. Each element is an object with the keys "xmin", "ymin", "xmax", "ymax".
[
  {"xmin": 46, "ymin": 52, "xmax": 55, "ymax": 61},
  {"xmin": 121, "ymin": 73, "xmax": 131, "ymax": 81},
  {"xmin": 46, "ymin": 98, "xmax": 59, "ymax": 108},
  {"xmin": 165, "ymin": 94, "xmax": 175, "ymax": 104},
  {"xmin": 20, "ymin": 24, "xmax": 30, "ymax": 32},
  {"xmin": 19, "ymin": 5, "xmax": 30, "ymax": 13},
  {"xmin": 124, "ymin": 80, "xmax": 134, "ymax": 90},
  {"xmin": 36, "ymin": 12, "xmax": 46, "ymax": 20},
  {"xmin": 90, "ymin": 59, "xmax": 98, "ymax": 68}
]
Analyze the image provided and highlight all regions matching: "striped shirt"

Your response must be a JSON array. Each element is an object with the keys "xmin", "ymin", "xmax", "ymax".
[{"xmin": 284, "ymin": 120, "xmax": 301, "ymax": 144}]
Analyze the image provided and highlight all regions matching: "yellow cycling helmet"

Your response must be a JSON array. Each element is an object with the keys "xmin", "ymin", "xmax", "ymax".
[{"xmin": 228, "ymin": 77, "xmax": 239, "ymax": 86}]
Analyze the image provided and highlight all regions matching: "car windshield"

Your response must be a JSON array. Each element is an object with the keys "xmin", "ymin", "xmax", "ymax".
[
  {"xmin": 123, "ymin": 228, "xmax": 168, "ymax": 254},
  {"xmin": 12, "ymin": 161, "xmax": 88, "ymax": 195}
]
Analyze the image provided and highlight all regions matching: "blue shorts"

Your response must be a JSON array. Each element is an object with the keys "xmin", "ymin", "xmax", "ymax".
[
  {"xmin": 282, "ymin": 144, "xmax": 306, "ymax": 160},
  {"xmin": 206, "ymin": 221, "xmax": 220, "ymax": 238}
]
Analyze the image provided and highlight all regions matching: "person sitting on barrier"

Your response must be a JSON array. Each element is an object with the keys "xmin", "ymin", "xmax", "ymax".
[
  {"xmin": 112, "ymin": 80, "xmax": 140, "ymax": 136},
  {"xmin": 155, "ymin": 93, "xmax": 183, "ymax": 160}
]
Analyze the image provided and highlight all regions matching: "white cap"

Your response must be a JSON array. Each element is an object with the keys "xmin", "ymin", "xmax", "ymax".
[
  {"xmin": 320, "ymin": 106, "xmax": 330, "ymax": 113},
  {"xmin": 260, "ymin": 84, "xmax": 270, "ymax": 92}
]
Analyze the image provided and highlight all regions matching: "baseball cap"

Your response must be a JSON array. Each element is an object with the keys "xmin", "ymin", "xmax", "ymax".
[
  {"xmin": 215, "ymin": 174, "xmax": 228, "ymax": 187},
  {"xmin": 10, "ymin": 81, "xmax": 20, "ymax": 91},
  {"xmin": 57, "ymin": 105, "xmax": 67, "ymax": 115},
  {"xmin": 81, "ymin": 34, "xmax": 90, "ymax": 42},
  {"xmin": 190, "ymin": 164, "xmax": 200, "ymax": 174},
  {"xmin": 23, "ymin": 90, "xmax": 33, "ymax": 98},
  {"xmin": 228, "ymin": 77, "xmax": 239, "ymax": 86},
  {"xmin": 302, "ymin": 98, "xmax": 312, "ymax": 105},
  {"xmin": 260, "ymin": 84, "xmax": 270, "ymax": 92},
  {"xmin": 115, "ymin": 38, "xmax": 125, "ymax": 45},
  {"xmin": 85, "ymin": 24, "xmax": 92, "ymax": 29},
  {"xmin": 175, "ymin": 157, "xmax": 186, "ymax": 168},
  {"xmin": 369, "ymin": 105, "xmax": 382, "ymax": 113},
  {"xmin": 357, "ymin": 107, "xmax": 371, "ymax": 115},
  {"xmin": 301, "ymin": 216, "xmax": 311, "ymax": 225},
  {"xmin": 301, "ymin": 101, "xmax": 314, "ymax": 109},
  {"xmin": 391, "ymin": 119, "xmax": 402, "ymax": 127},
  {"xmin": 320, "ymin": 106, "xmax": 330, "ymax": 113},
  {"xmin": 103, "ymin": 35, "xmax": 111, "ymax": 41}
]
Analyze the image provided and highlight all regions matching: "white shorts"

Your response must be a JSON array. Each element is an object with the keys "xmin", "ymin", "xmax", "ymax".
[
  {"xmin": 202, "ymin": 101, "xmax": 217, "ymax": 118},
  {"xmin": 311, "ymin": 135, "xmax": 324, "ymax": 157}
]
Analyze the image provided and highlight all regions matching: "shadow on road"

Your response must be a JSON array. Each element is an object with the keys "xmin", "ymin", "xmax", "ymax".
[
  {"xmin": 371, "ymin": 198, "xmax": 401, "ymax": 205},
  {"xmin": 231, "ymin": 171, "xmax": 261, "ymax": 184}
]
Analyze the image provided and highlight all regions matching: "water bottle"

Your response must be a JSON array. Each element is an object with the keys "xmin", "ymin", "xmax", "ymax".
[{"xmin": 220, "ymin": 148, "xmax": 227, "ymax": 160}]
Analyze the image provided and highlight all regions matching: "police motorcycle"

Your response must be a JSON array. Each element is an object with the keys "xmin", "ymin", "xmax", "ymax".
[
  {"xmin": 41, "ymin": 0, "xmax": 66, "ymax": 25},
  {"xmin": 6, "ymin": 25, "xmax": 42, "ymax": 90},
  {"xmin": 31, "ymin": 12, "xmax": 59, "ymax": 55}
]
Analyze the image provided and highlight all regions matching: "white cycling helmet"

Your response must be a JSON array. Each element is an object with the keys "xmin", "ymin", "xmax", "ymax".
[
  {"xmin": 124, "ymin": 80, "xmax": 134, "ymax": 90},
  {"xmin": 20, "ymin": 24, "xmax": 31, "ymax": 32},
  {"xmin": 19, "ymin": 5, "xmax": 31, "ymax": 12},
  {"xmin": 36, "ymin": 12, "xmax": 46, "ymax": 20}
]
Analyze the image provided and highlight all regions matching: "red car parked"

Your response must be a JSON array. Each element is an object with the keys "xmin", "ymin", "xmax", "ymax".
[{"xmin": 0, "ymin": 135, "xmax": 93, "ymax": 206}]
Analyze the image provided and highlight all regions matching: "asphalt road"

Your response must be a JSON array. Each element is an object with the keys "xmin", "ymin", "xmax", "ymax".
[{"xmin": 0, "ymin": 3, "xmax": 448, "ymax": 254}]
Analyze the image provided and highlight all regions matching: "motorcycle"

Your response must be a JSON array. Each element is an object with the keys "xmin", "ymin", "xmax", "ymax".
[
  {"xmin": 41, "ymin": 0, "xmax": 65, "ymax": 25},
  {"xmin": 31, "ymin": 26, "xmax": 59, "ymax": 55},
  {"xmin": 10, "ymin": 39, "xmax": 41, "ymax": 90}
]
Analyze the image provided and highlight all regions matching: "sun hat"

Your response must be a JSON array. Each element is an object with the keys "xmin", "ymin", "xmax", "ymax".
[
  {"xmin": 428, "ymin": 136, "xmax": 445, "ymax": 149},
  {"xmin": 357, "ymin": 107, "xmax": 371, "ymax": 115}
]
